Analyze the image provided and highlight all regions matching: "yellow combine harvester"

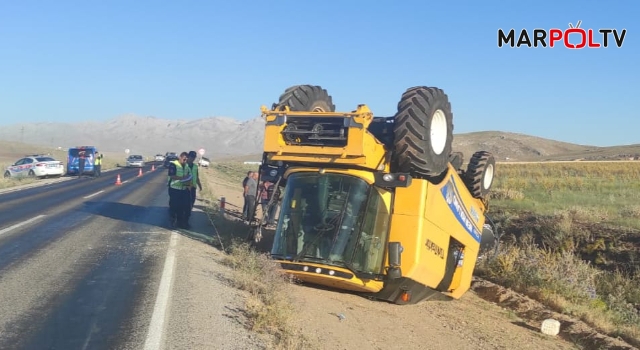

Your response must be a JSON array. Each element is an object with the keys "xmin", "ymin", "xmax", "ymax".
[{"xmin": 256, "ymin": 85, "xmax": 498, "ymax": 304}]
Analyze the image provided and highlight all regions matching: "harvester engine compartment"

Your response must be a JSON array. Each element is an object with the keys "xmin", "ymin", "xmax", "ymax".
[{"xmin": 282, "ymin": 116, "xmax": 350, "ymax": 147}]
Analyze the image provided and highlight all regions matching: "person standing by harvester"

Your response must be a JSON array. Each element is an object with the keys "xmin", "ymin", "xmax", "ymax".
[
  {"xmin": 186, "ymin": 151, "xmax": 203, "ymax": 222},
  {"xmin": 167, "ymin": 152, "xmax": 192, "ymax": 229},
  {"xmin": 243, "ymin": 171, "xmax": 258, "ymax": 222},
  {"xmin": 242, "ymin": 171, "xmax": 252, "ymax": 219}
]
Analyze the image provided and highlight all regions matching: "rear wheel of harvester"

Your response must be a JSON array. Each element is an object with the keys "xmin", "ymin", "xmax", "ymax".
[
  {"xmin": 272, "ymin": 85, "xmax": 336, "ymax": 112},
  {"xmin": 393, "ymin": 86, "xmax": 454, "ymax": 180},
  {"xmin": 463, "ymin": 151, "xmax": 496, "ymax": 199}
]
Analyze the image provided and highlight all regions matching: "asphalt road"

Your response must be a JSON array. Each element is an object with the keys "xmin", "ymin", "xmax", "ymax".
[{"xmin": 0, "ymin": 162, "xmax": 175, "ymax": 350}]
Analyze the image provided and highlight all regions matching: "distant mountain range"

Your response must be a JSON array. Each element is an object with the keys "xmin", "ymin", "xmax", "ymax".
[{"xmin": 0, "ymin": 114, "xmax": 638, "ymax": 162}]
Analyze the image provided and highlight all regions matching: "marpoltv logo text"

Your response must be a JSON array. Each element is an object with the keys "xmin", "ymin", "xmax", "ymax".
[{"xmin": 498, "ymin": 21, "xmax": 627, "ymax": 49}]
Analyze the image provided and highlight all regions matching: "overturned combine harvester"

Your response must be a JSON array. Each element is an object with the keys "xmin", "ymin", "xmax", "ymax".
[{"xmin": 254, "ymin": 85, "xmax": 498, "ymax": 304}]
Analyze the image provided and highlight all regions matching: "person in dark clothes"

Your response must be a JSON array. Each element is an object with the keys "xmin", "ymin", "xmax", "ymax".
[
  {"xmin": 167, "ymin": 152, "xmax": 192, "ymax": 229},
  {"xmin": 243, "ymin": 171, "xmax": 258, "ymax": 222},
  {"xmin": 77, "ymin": 150, "xmax": 86, "ymax": 178},
  {"xmin": 242, "ymin": 171, "xmax": 252, "ymax": 219}
]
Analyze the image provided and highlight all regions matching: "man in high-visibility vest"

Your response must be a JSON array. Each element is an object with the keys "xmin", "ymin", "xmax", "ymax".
[
  {"xmin": 167, "ymin": 152, "xmax": 192, "ymax": 229},
  {"xmin": 186, "ymin": 151, "xmax": 203, "ymax": 222},
  {"xmin": 94, "ymin": 154, "xmax": 102, "ymax": 178}
]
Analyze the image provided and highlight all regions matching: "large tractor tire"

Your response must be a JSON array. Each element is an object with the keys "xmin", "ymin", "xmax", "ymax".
[
  {"xmin": 463, "ymin": 151, "xmax": 496, "ymax": 199},
  {"xmin": 393, "ymin": 86, "xmax": 454, "ymax": 179},
  {"xmin": 272, "ymin": 85, "xmax": 335, "ymax": 112}
]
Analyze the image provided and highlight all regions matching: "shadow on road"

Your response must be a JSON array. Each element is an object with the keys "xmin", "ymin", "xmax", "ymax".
[{"xmin": 78, "ymin": 201, "xmax": 216, "ymax": 244}]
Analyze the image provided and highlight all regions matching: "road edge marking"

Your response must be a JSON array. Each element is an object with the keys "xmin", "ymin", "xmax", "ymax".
[
  {"xmin": 0, "ymin": 214, "xmax": 47, "ymax": 236},
  {"xmin": 144, "ymin": 231, "xmax": 179, "ymax": 350},
  {"xmin": 83, "ymin": 190, "xmax": 105, "ymax": 199}
]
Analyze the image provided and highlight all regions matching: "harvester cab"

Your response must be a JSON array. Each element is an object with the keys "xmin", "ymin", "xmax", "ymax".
[{"xmin": 255, "ymin": 84, "xmax": 498, "ymax": 304}]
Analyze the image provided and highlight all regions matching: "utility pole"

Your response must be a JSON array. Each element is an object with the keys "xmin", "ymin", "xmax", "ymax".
[{"xmin": 21, "ymin": 126, "xmax": 24, "ymax": 144}]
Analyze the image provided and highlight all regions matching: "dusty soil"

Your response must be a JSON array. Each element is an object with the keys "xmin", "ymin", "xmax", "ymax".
[{"xmin": 197, "ymin": 166, "xmax": 638, "ymax": 350}]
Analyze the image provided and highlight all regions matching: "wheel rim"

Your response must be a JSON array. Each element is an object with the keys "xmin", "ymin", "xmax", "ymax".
[
  {"xmin": 430, "ymin": 109, "xmax": 448, "ymax": 155},
  {"xmin": 3, "ymin": 172, "xmax": 9, "ymax": 178},
  {"xmin": 483, "ymin": 164, "xmax": 494, "ymax": 190}
]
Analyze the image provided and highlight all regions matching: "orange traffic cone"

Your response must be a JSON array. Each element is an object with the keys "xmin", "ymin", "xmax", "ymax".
[
  {"xmin": 138, "ymin": 168, "xmax": 143, "ymax": 177},
  {"xmin": 151, "ymin": 164, "xmax": 155, "ymax": 171},
  {"xmin": 115, "ymin": 174, "xmax": 122, "ymax": 185}
]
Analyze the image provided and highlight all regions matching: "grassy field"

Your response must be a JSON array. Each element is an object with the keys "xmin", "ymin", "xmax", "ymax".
[
  {"xmin": 490, "ymin": 162, "xmax": 640, "ymax": 228},
  {"xmin": 478, "ymin": 161, "xmax": 640, "ymax": 347},
  {"xmin": 214, "ymin": 161, "xmax": 259, "ymax": 184}
]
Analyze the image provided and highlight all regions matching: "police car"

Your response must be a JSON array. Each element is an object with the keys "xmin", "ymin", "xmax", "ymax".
[{"xmin": 3, "ymin": 155, "xmax": 65, "ymax": 178}]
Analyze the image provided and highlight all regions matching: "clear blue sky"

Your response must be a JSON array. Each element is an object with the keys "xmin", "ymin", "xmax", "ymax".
[{"xmin": 0, "ymin": 0, "xmax": 637, "ymax": 146}]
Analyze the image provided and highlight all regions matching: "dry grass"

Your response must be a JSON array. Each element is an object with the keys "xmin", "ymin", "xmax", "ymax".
[
  {"xmin": 479, "ymin": 161, "xmax": 640, "ymax": 347},
  {"xmin": 0, "ymin": 175, "xmax": 40, "ymax": 190},
  {"xmin": 220, "ymin": 242, "xmax": 314, "ymax": 350},
  {"xmin": 198, "ymin": 167, "xmax": 314, "ymax": 350}
]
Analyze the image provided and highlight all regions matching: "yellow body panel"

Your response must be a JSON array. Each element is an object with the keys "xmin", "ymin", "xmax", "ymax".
[
  {"xmin": 261, "ymin": 105, "xmax": 389, "ymax": 172},
  {"xmin": 389, "ymin": 164, "xmax": 486, "ymax": 299}
]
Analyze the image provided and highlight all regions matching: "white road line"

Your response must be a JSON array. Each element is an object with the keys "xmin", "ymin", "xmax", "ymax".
[
  {"xmin": 144, "ymin": 231, "xmax": 179, "ymax": 350},
  {"xmin": 122, "ymin": 180, "xmax": 129, "ymax": 184},
  {"xmin": 83, "ymin": 190, "xmax": 104, "ymax": 199},
  {"xmin": 0, "ymin": 214, "xmax": 47, "ymax": 236}
]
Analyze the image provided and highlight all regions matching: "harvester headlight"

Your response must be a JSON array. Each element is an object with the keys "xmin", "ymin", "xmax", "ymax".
[
  {"xmin": 269, "ymin": 169, "xmax": 278, "ymax": 177},
  {"xmin": 382, "ymin": 174, "xmax": 394, "ymax": 182}
]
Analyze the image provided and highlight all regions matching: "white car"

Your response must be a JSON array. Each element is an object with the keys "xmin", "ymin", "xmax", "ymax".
[
  {"xmin": 126, "ymin": 155, "xmax": 145, "ymax": 167},
  {"xmin": 198, "ymin": 157, "xmax": 210, "ymax": 167},
  {"xmin": 4, "ymin": 155, "xmax": 65, "ymax": 179},
  {"xmin": 154, "ymin": 154, "xmax": 165, "ymax": 162}
]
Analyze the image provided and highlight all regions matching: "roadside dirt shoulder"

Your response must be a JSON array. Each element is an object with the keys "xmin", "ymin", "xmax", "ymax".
[{"xmin": 163, "ymin": 213, "xmax": 270, "ymax": 349}]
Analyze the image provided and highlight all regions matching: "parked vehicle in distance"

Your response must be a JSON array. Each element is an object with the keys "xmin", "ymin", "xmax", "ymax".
[
  {"xmin": 154, "ymin": 154, "xmax": 165, "ymax": 162},
  {"xmin": 164, "ymin": 154, "xmax": 178, "ymax": 168},
  {"xmin": 67, "ymin": 146, "xmax": 97, "ymax": 176},
  {"xmin": 198, "ymin": 157, "xmax": 210, "ymax": 167},
  {"xmin": 4, "ymin": 155, "xmax": 65, "ymax": 179},
  {"xmin": 126, "ymin": 155, "xmax": 145, "ymax": 168}
]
